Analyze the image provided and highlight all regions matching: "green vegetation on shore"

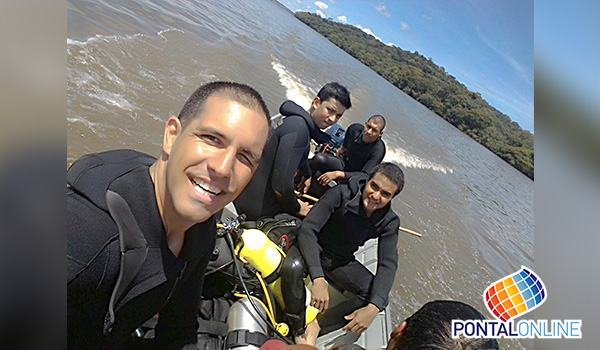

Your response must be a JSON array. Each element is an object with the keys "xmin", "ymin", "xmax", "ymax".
[{"xmin": 295, "ymin": 12, "xmax": 534, "ymax": 179}]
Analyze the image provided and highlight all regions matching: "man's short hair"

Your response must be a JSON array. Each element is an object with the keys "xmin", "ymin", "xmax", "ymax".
[
  {"xmin": 368, "ymin": 162, "xmax": 404, "ymax": 195},
  {"xmin": 368, "ymin": 115, "xmax": 386, "ymax": 130},
  {"xmin": 392, "ymin": 300, "xmax": 499, "ymax": 350},
  {"xmin": 317, "ymin": 82, "xmax": 352, "ymax": 109},
  {"xmin": 177, "ymin": 81, "xmax": 271, "ymax": 136}
]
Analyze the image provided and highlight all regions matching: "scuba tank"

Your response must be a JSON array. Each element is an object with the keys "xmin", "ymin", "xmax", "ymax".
[
  {"xmin": 235, "ymin": 228, "xmax": 319, "ymax": 328},
  {"xmin": 225, "ymin": 298, "xmax": 268, "ymax": 350}
]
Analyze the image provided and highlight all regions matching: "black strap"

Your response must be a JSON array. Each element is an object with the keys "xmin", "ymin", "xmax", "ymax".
[
  {"xmin": 225, "ymin": 330, "xmax": 267, "ymax": 348},
  {"xmin": 197, "ymin": 319, "xmax": 229, "ymax": 337},
  {"xmin": 103, "ymin": 190, "xmax": 149, "ymax": 334}
]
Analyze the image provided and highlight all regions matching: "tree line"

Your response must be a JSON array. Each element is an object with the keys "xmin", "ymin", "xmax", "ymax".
[{"xmin": 295, "ymin": 12, "xmax": 534, "ymax": 179}]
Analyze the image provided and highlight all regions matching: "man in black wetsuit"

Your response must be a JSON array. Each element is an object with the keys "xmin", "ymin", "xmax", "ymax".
[
  {"xmin": 234, "ymin": 82, "xmax": 352, "ymax": 220},
  {"xmin": 308, "ymin": 115, "xmax": 386, "ymax": 197},
  {"xmin": 289, "ymin": 163, "xmax": 404, "ymax": 345},
  {"xmin": 67, "ymin": 82, "xmax": 271, "ymax": 350}
]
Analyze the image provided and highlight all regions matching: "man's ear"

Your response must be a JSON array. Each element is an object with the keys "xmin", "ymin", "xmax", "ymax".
[
  {"xmin": 311, "ymin": 96, "xmax": 322, "ymax": 110},
  {"xmin": 386, "ymin": 321, "xmax": 407, "ymax": 350},
  {"xmin": 163, "ymin": 116, "xmax": 182, "ymax": 158},
  {"xmin": 390, "ymin": 320, "xmax": 407, "ymax": 339}
]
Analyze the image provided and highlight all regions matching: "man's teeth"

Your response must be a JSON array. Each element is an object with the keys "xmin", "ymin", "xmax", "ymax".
[{"xmin": 192, "ymin": 179, "xmax": 222, "ymax": 196}]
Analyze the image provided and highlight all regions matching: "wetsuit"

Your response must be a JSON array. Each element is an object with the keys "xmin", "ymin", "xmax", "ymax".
[
  {"xmin": 339, "ymin": 123, "xmax": 386, "ymax": 178},
  {"xmin": 287, "ymin": 175, "xmax": 399, "ymax": 332},
  {"xmin": 67, "ymin": 150, "xmax": 216, "ymax": 350},
  {"xmin": 309, "ymin": 123, "xmax": 385, "ymax": 196},
  {"xmin": 234, "ymin": 101, "xmax": 329, "ymax": 220}
]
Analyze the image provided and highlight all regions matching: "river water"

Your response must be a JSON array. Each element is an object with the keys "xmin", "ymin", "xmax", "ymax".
[{"xmin": 67, "ymin": 1, "xmax": 534, "ymax": 349}]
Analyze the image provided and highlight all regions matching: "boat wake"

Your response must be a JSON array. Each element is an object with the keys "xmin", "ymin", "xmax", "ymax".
[
  {"xmin": 271, "ymin": 56, "xmax": 313, "ymax": 109},
  {"xmin": 384, "ymin": 146, "xmax": 454, "ymax": 174}
]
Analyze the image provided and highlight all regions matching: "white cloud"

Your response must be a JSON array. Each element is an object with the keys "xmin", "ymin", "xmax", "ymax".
[
  {"xmin": 337, "ymin": 15, "xmax": 347, "ymax": 24},
  {"xmin": 400, "ymin": 22, "xmax": 409, "ymax": 31},
  {"xmin": 374, "ymin": 4, "xmax": 392, "ymax": 18},
  {"xmin": 386, "ymin": 42, "xmax": 395, "ymax": 47},
  {"xmin": 314, "ymin": 1, "xmax": 328, "ymax": 10},
  {"xmin": 422, "ymin": 14, "xmax": 432, "ymax": 21},
  {"xmin": 316, "ymin": 10, "xmax": 325, "ymax": 18},
  {"xmin": 475, "ymin": 27, "xmax": 532, "ymax": 86},
  {"xmin": 355, "ymin": 24, "xmax": 382, "ymax": 42}
]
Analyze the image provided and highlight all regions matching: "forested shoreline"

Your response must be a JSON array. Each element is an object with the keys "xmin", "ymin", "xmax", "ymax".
[{"xmin": 295, "ymin": 12, "xmax": 534, "ymax": 179}]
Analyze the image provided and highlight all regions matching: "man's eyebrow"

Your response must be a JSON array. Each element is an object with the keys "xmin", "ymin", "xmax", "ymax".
[{"xmin": 200, "ymin": 127, "xmax": 227, "ymax": 140}]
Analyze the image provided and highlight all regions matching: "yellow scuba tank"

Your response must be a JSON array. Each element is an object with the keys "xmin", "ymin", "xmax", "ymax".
[{"xmin": 235, "ymin": 228, "xmax": 319, "ymax": 326}]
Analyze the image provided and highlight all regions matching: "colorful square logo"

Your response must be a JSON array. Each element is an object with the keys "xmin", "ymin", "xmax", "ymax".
[{"xmin": 484, "ymin": 266, "xmax": 546, "ymax": 322}]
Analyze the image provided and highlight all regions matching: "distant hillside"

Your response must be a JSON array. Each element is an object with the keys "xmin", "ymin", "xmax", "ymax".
[{"xmin": 295, "ymin": 12, "xmax": 534, "ymax": 179}]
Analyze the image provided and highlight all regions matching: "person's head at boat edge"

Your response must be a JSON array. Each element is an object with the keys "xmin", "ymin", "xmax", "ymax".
[
  {"xmin": 385, "ymin": 300, "xmax": 499, "ymax": 350},
  {"xmin": 269, "ymin": 301, "xmax": 499, "ymax": 350},
  {"xmin": 308, "ymin": 82, "xmax": 351, "ymax": 130},
  {"xmin": 150, "ymin": 81, "xmax": 271, "ymax": 233}
]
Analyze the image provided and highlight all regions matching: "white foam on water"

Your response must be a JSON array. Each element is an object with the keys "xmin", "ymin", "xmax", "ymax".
[
  {"xmin": 157, "ymin": 28, "xmax": 185, "ymax": 40},
  {"xmin": 384, "ymin": 146, "xmax": 454, "ymax": 174},
  {"xmin": 67, "ymin": 28, "xmax": 183, "ymax": 47},
  {"xmin": 270, "ymin": 56, "xmax": 313, "ymax": 109}
]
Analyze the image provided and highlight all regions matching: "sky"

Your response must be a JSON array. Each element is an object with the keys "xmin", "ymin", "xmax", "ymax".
[{"xmin": 278, "ymin": 0, "xmax": 534, "ymax": 132}]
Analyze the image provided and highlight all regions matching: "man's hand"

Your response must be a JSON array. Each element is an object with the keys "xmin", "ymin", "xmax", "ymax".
[
  {"xmin": 342, "ymin": 303, "xmax": 380, "ymax": 334},
  {"xmin": 310, "ymin": 278, "xmax": 329, "ymax": 312},
  {"xmin": 298, "ymin": 199, "xmax": 313, "ymax": 216},
  {"xmin": 297, "ymin": 176, "xmax": 312, "ymax": 194},
  {"xmin": 336, "ymin": 147, "xmax": 346, "ymax": 157},
  {"xmin": 317, "ymin": 171, "xmax": 344, "ymax": 186}
]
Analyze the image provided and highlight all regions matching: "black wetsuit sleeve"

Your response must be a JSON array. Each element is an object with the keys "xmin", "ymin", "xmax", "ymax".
[
  {"xmin": 369, "ymin": 217, "xmax": 399, "ymax": 310},
  {"xmin": 297, "ymin": 186, "xmax": 343, "ymax": 279},
  {"xmin": 343, "ymin": 141, "xmax": 386, "ymax": 179},
  {"xmin": 271, "ymin": 117, "xmax": 311, "ymax": 215},
  {"xmin": 298, "ymin": 155, "xmax": 311, "ymax": 178}
]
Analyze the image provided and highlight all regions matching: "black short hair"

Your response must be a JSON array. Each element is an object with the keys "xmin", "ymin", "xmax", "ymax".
[
  {"xmin": 368, "ymin": 114, "xmax": 386, "ymax": 130},
  {"xmin": 368, "ymin": 162, "xmax": 404, "ymax": 195},
  {"xmin": 177, "ymin": 81, "xmax": 271, "ymax": 137},
  {"xmin": 392, "ymin": 301, "xmax": 499, "ymax": 350},
  {"xmin": 317, "ymin": 82, "xmax": 352, "ymax": 109}
]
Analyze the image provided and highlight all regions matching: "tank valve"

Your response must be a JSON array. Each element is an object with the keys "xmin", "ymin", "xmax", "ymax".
[{"xmin": 276, "ymin": 323, "xmax": 289, "ymax": 337}]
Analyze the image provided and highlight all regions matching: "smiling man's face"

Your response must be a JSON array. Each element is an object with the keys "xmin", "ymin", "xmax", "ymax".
[
  {"xmin": 362, "ymin": 172, "xmax": 398, "ymax": 216},
  {"xmin": 162, "ymin": 95, "xmax": 269, "ymax": 226}
]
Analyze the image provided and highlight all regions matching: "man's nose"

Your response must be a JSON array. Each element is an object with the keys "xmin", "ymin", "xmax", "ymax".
[
  {"xmin": 371, "ymin": 191, "xmax": 381, "ymax": 201},
  {"xmin": 208, "ymin": 147, "xmax": 235, "ymax": 178}
]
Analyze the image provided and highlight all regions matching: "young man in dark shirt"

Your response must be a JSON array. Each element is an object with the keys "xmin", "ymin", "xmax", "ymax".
[
  {"xmin": 234, "ymin": 82, "xmax": 351, "ymax": 220},
  {"xmin": 309, "ymin": 115, "xmax": 386, "ymax": 197},
  {"xmin": 286, "ymin": 163, "xmax": 404, "ymax": 345}
]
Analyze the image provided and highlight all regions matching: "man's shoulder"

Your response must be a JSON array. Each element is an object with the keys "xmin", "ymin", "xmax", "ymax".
[
  {"xmin": 279, "ymin": 113, "xmax": 309, "ymax": 131},
  {"xmin": 347, "ymin": 123, "xmax": 363, "ymax": 133},
  {"xmin": 383, "ymin": 208, "xmax": 400, "ymax": 229},
  {"xmin": 67, "ymin": 149, "xmax": 155, "ymax": 211}
]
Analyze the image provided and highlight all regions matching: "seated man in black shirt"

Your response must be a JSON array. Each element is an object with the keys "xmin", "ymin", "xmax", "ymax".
[
  {"xmin": 283, "ymin": 163, "xmax": 404, "ymax": 345},
  {"xmin": 308, "ymin": 115, "xmax": 386, "ymax": 197}
]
